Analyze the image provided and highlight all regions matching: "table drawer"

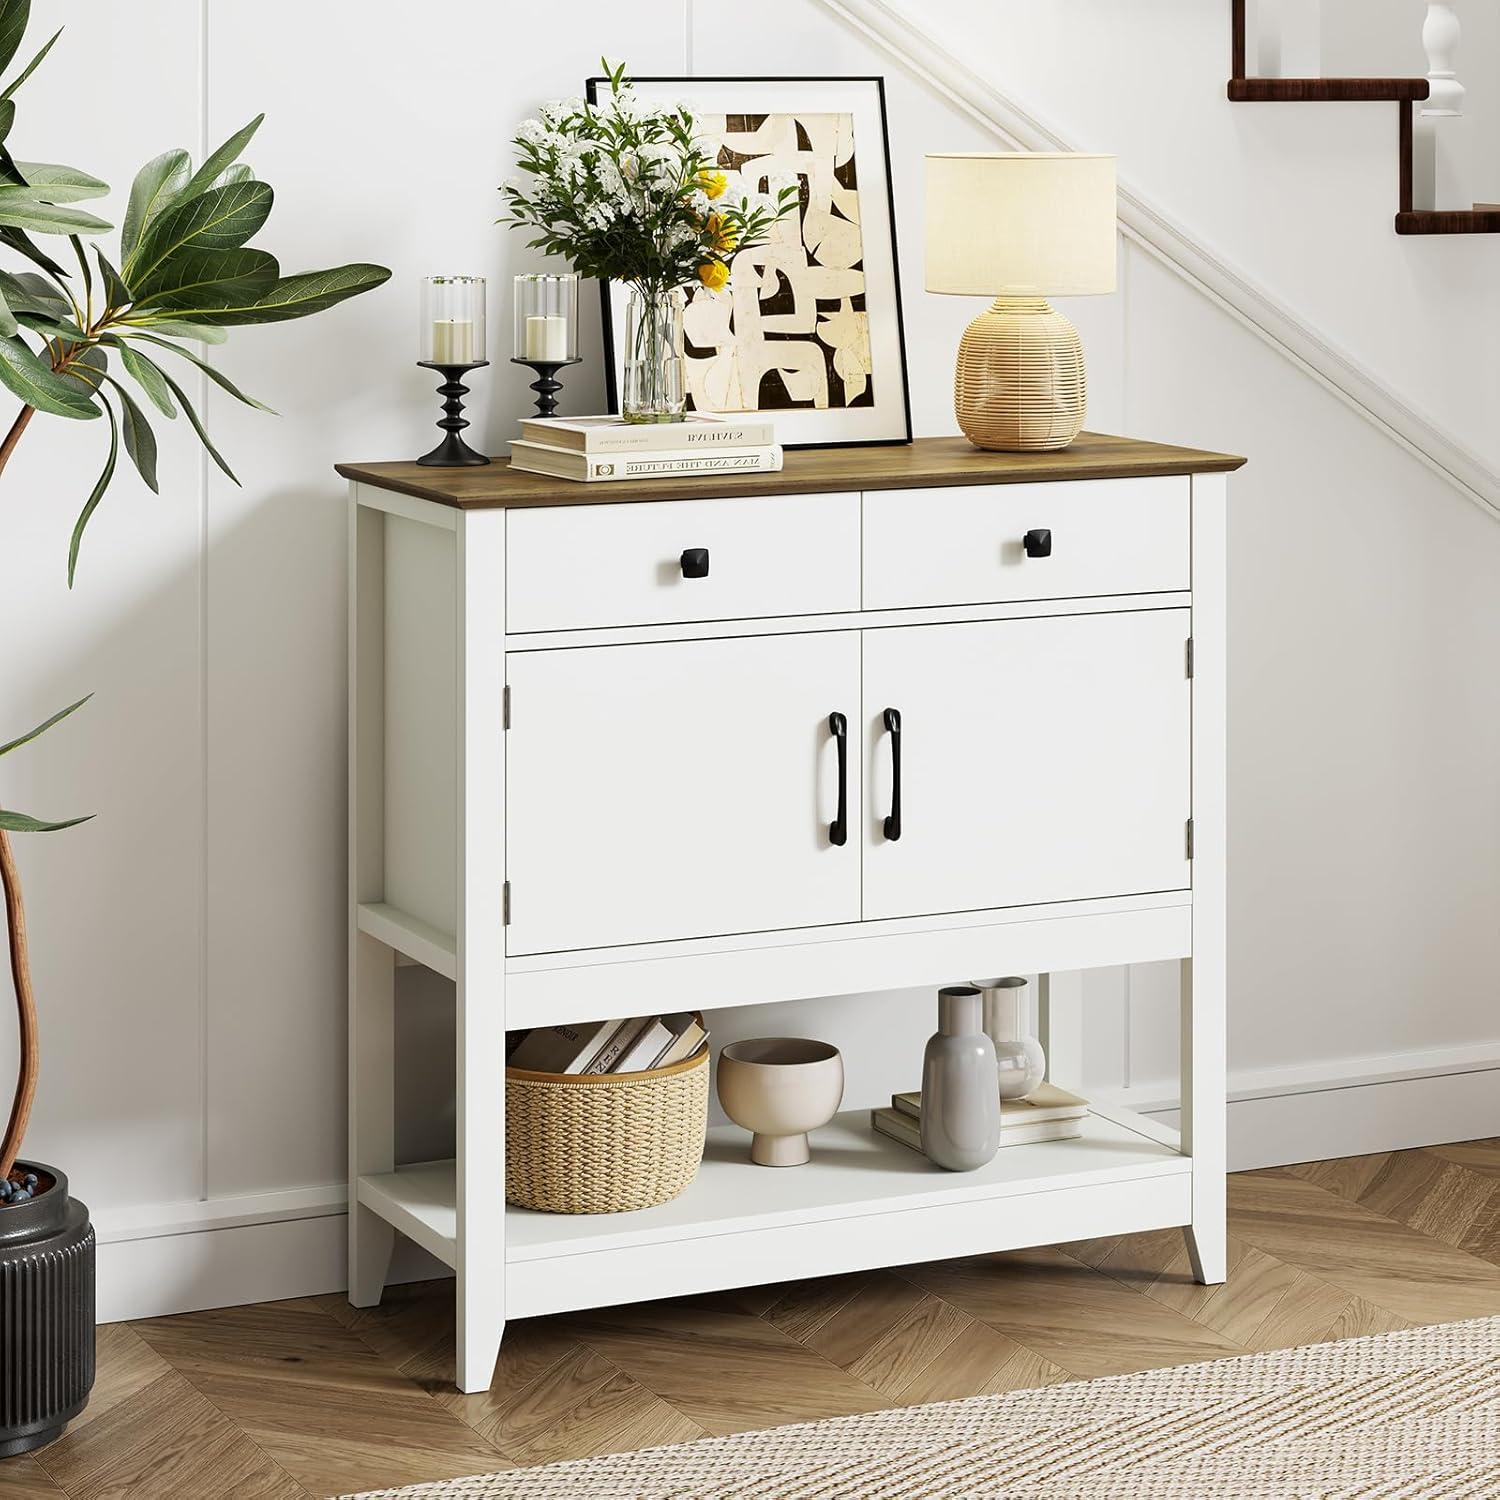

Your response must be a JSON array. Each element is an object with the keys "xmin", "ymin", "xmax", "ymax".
[
  {"xmin": 862, "ymin": 477, "xmax": 1190, "ymax": 610},
  {"xmin": 506, "ymin": 491, "xmax": 860, "ymax": 633}
]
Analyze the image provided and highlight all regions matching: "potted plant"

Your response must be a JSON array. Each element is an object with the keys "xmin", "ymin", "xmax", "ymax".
[
  {"xmin": 501, "ymin": 61, "xmax": 799, "ymax": 422},
  {"xmin": 0, "ymin": 0, "xmax": 389, "ymax": 1455}
]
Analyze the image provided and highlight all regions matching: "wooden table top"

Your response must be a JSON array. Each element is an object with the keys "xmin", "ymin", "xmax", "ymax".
[{"xmin": 336, "ymin": 432, "xmax": 1246, "ymax": 510}]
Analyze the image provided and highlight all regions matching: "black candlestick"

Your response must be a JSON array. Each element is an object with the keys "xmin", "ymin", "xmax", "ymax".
[
  {"xmin": 511, "ymin": 356, "xmax": 581, "ymax": 419},
  {"xmin": 416, "ymin": 359, "xmax": 490, "ymax": 467}
]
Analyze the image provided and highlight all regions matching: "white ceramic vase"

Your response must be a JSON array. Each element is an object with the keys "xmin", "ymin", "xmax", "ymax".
[{"xmin": 974, "ymin": 975, "xmax": 1046, "ymax": 1100}]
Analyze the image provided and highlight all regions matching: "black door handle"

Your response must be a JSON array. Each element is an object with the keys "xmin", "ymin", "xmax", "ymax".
[
  {"xmin": 680, "ymin": 547, "xmax": 710, "ymax": 578},
  {"xmin": 883, "ymin": 707, "xmax": 902, "ymax": 841},
  {"xmin": 1023, "ymin": 528, "xmax": 1052, "ymax": 558},
  {"xmin": 828, "ymin": 712, "xmax": 848, "ymax": 846}
]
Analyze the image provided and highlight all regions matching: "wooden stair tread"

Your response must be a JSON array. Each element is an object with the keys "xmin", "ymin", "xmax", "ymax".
[
  {"xmin": 1395, "ymin": 209, "xmax": 1500, "ymax": 236},
  {"xmin": 1228, "ymin": 78, "xmax": 1430, "ymax": 103}
]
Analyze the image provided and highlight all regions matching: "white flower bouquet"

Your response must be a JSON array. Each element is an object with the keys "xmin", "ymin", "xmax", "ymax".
[{"xmin": 500, "ymin": 61, "xmax": 798, "ymax": 297}]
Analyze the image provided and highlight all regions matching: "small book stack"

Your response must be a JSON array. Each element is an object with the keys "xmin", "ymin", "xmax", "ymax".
[
  {"xmin": 871, "ymin": 1082, "xmax": 1089, "ymax": 1153},
  {"xmin": 507, "ymin": 1013, "xmax": 708, "ymax": 1075},
  {"xmin": 508, "ymin": 414, "xmax": 782, "ymax": 483}
]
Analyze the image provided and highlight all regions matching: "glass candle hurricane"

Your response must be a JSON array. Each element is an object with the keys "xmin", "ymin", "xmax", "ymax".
[
  {"xmin": 420, "ymin": 275, "xmax": 486, "ymax": 366},
  {"xmin": 514, "ymin": 273, "xmax": 578, "ymax": 363}
]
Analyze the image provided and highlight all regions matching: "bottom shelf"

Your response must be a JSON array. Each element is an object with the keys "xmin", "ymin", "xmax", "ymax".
[{"xmin": 358, "ymin": 1108, "xmax": 1190, "ymax": 1313}]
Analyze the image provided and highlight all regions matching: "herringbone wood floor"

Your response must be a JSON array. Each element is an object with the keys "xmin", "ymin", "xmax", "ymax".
[{"xmin": 5, "ymin": 1139, "xmax": 1500, "ymax": 1498}]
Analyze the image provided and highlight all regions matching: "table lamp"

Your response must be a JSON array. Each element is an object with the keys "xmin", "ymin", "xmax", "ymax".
[{"xmin": 926, "ymin": 153, "xmax": 1116, "ymax": 452}]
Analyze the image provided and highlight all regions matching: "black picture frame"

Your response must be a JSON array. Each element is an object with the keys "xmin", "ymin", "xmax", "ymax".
[{"xmin": 587, "ymin": 74, "xmax": 912, "ymax": 450}]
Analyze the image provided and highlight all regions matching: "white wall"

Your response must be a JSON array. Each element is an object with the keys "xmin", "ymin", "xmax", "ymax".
[{"xmin": 0, "ymin": 0, "xmax": 1495, "ymax": 1320}]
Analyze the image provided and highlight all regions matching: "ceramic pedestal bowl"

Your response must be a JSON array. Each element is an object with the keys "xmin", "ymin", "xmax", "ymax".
[{"xmin": 716, "ymin": 1038, "xmax": 845, "ymax": 1167}]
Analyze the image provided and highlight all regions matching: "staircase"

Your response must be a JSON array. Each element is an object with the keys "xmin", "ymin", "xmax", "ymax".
[{"xmin": 1230, "ymin": 0, "xmax": 1500, "ymax": 235}]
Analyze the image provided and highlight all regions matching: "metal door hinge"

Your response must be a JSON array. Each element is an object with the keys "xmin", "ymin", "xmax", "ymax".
[
  {"xmin": 503, "ymin": 684, "xmax": 510, "ymax": 730},
  {"xmin": 1186, "ymin": 638, "xmax": 1194, "ymax": 679},
  {"xmin": 503, "ymin": 881, "xmax": 511, "ymax": 924},
  {"xmin": 1186, "ymin": 819, "xmax": 1194, "ymax": 859}
]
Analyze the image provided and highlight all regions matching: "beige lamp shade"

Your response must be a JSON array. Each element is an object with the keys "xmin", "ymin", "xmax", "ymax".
[
  {"xmin": 925, "ymin": 153, "xmax": 1116, "ymax": 452},
  {"xmin": 925, "ymin": 153, "xmax": 1117, "ymax": 297}
]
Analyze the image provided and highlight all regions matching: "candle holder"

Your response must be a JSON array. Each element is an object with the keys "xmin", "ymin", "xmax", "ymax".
[
  {"xmin": 416, "ymin": 360, "xmax": 491, "ymax": 467},
  {"xmin": 510, "ymin": 355, "xmax": 582, "ymax": 419},
  {"xmin": 417, "ymin": 275, "xmax": 490, "ymax": 467},
  {"xmin": 512, "ymin": 273, "xmax": 580, "ymax": 419}
]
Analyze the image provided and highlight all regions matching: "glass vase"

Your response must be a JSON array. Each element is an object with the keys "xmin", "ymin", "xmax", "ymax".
[
  {"xmin": 975, "ymin": 976, "xmax": 1047, "ymax": 1101},
  {"xmin": 621, "ymin": 284, "xmax": 686, "ymax": 423}
]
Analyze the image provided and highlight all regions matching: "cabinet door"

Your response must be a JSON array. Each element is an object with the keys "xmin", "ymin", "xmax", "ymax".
[
  {"xmin": 862, "ymin": 610, "xmax": 1191, "ymax": 921},
  {"xmin": 506, "ymin": 632, "xmax": 860, "ymax": 955}
]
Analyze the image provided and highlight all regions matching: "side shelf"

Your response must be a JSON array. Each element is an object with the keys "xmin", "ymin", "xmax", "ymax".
[
  {"xmin": 356, "ymin": 902, "xmax": 456, "ymax": 980},
  {"xmin": 357, "ymin": 1162, "xmax": 456, "ymax": 1268}
]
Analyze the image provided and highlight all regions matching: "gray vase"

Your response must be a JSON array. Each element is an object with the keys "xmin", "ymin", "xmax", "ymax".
[{"xmin": 920, "ymin": 986, "xmax": 1002, "ymax": 1172}]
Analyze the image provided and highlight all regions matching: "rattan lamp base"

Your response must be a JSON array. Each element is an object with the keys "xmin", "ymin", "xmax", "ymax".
[{"xmin": 954, "ymin": 297, "xmax": 1087, "ymax": 452}]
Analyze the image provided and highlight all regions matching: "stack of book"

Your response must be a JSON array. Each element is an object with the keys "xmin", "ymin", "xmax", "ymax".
[
  {"xmin": 508, "ymin": 414, "xmax": 782, "ymax": 483},
  {"xmin": 871, "ymin": 1082, "xmax": 1089, "ymax": 1154},
  {"xmin": 507, "ymin": 1013, "xmax": 708, "ymax": 1075}
]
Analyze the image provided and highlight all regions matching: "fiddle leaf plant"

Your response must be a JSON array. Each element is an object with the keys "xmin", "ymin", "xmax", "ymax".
[
  {"xmin": 0, "ymin": 5, "xmax": 390, "ymax": 584},
  {"xmin": 0, "ymin": 0, "xmax": 390, "ymax": 1185}
]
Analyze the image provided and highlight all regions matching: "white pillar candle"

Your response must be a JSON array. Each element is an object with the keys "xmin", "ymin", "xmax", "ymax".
[
  {"xmin": 524, "ymin": 315, "xmax": 569, "ymax": 362},
  {"xmin": 431, "ymin": 318, "xmax": 475, "ymax": 364}
]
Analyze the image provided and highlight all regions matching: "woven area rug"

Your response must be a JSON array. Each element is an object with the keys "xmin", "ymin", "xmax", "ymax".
[{"xmin": 345, "ymin": 1316, "xmax": 1500, "ymax": 1499}]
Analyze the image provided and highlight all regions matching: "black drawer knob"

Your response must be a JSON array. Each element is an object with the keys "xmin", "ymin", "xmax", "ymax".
[
  {"xmin": 1023, "ymin": 528, "xmax": 1052, "ymax": 559},
  {"xmin": 680, "ymin": 547, "xmax": 710, "ymax": 578}
]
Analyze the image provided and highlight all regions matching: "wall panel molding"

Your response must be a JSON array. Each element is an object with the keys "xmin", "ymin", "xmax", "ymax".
[
  {"xmin": 1109, "ymin": 1039, "xmax": 1500, "ymax": 1171},
  {"xmin": 93, "ymin": 1182, "xmax": 446, "ymax": 1323},
  {"xmin": 817, "ymin": 0, "xmax": 1500, "ymax": 524}
]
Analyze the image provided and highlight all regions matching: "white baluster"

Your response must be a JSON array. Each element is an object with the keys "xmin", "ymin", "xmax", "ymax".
[
  {"xmin": 1423, "ymin": 2, "xmax": 1464, "ymax": 117},
  {"xmin": 1415, "ymin": 0, "xmax": 1474, "ymax": 210}
]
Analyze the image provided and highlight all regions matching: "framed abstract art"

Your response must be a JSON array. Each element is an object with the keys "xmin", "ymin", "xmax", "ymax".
[{"xmin": 591, "ymin": 75, "xmax": 912, "ymax": 448}]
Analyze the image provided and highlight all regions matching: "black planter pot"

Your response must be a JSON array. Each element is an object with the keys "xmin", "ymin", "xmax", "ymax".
[{"xmin": 0, "ymin": 1164, "xmax": 94, "ymax": 1458}]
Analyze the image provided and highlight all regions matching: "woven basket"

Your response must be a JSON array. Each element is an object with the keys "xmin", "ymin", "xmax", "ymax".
[{"xmin": 505, "ymin": 1033, "xmax": 710, "ymax": 1214}]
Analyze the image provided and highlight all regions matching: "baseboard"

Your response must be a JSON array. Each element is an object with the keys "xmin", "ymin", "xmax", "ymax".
[
  {"xmin": 1111, "ymin": 1042, "xmax": 1500, "ymax": 1172},
  {"xmin": 94, "ymin": 1184, "xmax": 448, "ymax": 1324},
  {"xmin": 94, "ymin": 1045, "xmax": 1500, "ymax": 1320}
]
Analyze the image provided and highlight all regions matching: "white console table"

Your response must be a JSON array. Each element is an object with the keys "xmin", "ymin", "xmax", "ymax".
[{"xmin": 338, "ymin": 432, "xmax": 1244, "ymax": 1393}]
